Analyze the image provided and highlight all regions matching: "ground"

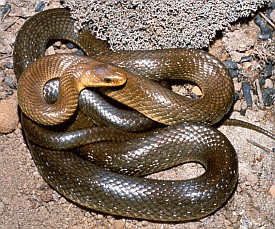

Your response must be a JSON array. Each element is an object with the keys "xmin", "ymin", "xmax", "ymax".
[{"xmin": 0, "ymin": 0, "xmax": 274, "ymax": 228}]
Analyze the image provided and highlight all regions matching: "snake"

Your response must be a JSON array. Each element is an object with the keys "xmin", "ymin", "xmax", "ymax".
[{"xmin": 14, "ymin": 8, "xmax": 269, "ymax": 221}]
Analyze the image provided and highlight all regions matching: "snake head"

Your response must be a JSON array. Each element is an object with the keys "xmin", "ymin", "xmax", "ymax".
[{"xmin": 76, "ymin": 62, "xmax": 128, "ymax": 90}]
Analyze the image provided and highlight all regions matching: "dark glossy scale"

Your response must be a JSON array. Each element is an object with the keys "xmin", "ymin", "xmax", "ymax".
[
  {"xmin": 25, "ymin": 123, "xmax": 238, "ymax": 221},
  {"xmin": 21, "ymin": 113, "xmax": 142, "ymax": 150},
  {"xmin": 79, "ymin": 89, "xmax": 156, "ymax": 131},
  {"xmin": 14, "ymin": 8, "xmax": 240, "ymax": 221},
  {"xmin": 44, "ymin": 79, "xmax": 155, "ymax": 131}
]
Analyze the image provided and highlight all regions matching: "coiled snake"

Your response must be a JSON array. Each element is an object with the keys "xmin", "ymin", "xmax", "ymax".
[{"xmin": 14, "ymin": 8, "xmax": 273, "ymax": 221}]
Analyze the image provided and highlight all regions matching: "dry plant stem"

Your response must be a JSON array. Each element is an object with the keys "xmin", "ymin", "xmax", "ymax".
[
  {"xmin": 0, "ymin": 54, "xmax": 13, "ymax": 60},
  {"xmin": 255, "ymin": 79, "xmax": 265, "ymax": 109},
  {"xmin": 246, "ymin": 139, "xmax": 273, "ymax": 153},
  {"xmin": 259, "ymin": 12, "xmax": 275, "ymax": 30}
]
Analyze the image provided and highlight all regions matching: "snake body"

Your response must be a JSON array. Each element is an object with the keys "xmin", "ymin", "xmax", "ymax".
[{"xmin": 15, "ymin": 8, "xmax": 239, "ymax": 221}]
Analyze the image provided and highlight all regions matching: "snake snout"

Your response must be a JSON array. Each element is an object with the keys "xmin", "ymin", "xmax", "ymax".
[{"xmin": 91, "ymin": 64, "xmax": 128, "ymax": 87}]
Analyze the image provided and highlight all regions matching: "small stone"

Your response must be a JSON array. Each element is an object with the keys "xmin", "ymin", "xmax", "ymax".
[
  {"xmin": 33, "ymin": 171, "xmax": 40, "ymax": 178},
  {"xmin": 156, "ymin": 27, "xmax": 163, "ymax": 35},
  {"xmin": 40, "ymin": 192, "xmax": 54, "ymax": 203},
  {"xmin": 234, "ymin": 100, "xmax": 242, "ymax": 111},
  {"xmin": 239, "ymin": 56, "xmax": 251, "ymax": 63},
  {"xmin": 265, "ymin": 79, "xmax": 274, "ymax": 89},
  {"xmin": 0, "ymin": 0, "xmax": 6, "ymax": 6},
  {"xmin": 238, "ymin": 43, "xmax": 247, "ymax": 52},
  {"xmin": 71, "ymin": 49, "xmax": 85, "ymax": 55},
  {"xmin": 52, "ymin": 191, "xmax": 61, "ymax": 201},
  {"xmin": 4, "ymin": 72, "xmax": 17, "ymax": 89},
  {"xmin": 230, "ymin": 51, "xmax": 245, "ymax": 63},
  {"xmin": 242, "ymin": 81, "xmax": 253, "ymax": 107},
  {"xmin": 97, "ymin": 214, "xmax": 104, "ymax": 219},
  {"xmin": 58, "ymin": 197, "xmax": 67, "ymax": 204},
  {"xmin": 191, "ymin": 86, "xmax": 202, "ymax": 96},
  {"xmin": 234, "ymin": 79, "xmax": 242, "ymax": 92},
  {"xmin": 265, "ymin": 62, "xmax": 273, "ymax": 78},
  {"xmin": 247, "ymin": 173, "xmax": 258, "ymax": 186},
  {"xmin": 225, "ymin": 226, "xmax": 234, "ymax": 229},
  {"xmin": 35, "ymin": 1, "xmax": 45, "ymax": 12},
  {"xmin": 0, "ymin": 201, "xmax": 4, "ymax": 215},
  {"xmin": 270, "ymin": 10, "xmax": 275, "ymax": 22},
  {"xmin": 0, "ymin": 91, "xmax": 7, "ymax": 100},
  {"xmin": 54, "ymin": 41, "xmax": 62, "ymax": 47},
  {"xmin": 242, "ymin": 62, "xmax": 252, "ymax": 70},
  {"xmin": 66, "ymin": 43, "xmax": 76, "ymax": 49},
  {"xmin": 269, "ymin": 184, "xmax": 275, "ymax": 198},
  {"xmin": 113, "ymin": 219, "xmax": 126, "ymax": 228},
  {"xmin": 0, "ymin": 98, "xmax": 18, "ymax": 133},
  {"xmin": 55, "ymin": 49, "xmax": 69, "ymax": 54},
  {"xmin": 60, "ymin": 44, "xmax": 67, "ymax": 50},
  {"xmin": 45, "ymin": 46, "xmax": 55, "ymax": 56},
  {"xmin": 262, "ymin": 88, "xmax": 275, "ymax": 106},
  {"xmin": 223, "ymin": 60, "xmax": 239, "ymax": 77},
  {"xmin": 254, "ymin": 15, "xmax": 273, "ymax": 40},
  {"xmin": 241, "ymin": 100, "xmax": 248, "ymax": 110},
  {"xmin": 240, "ymin": 108, "xmax": 246, "ymax": 116}
]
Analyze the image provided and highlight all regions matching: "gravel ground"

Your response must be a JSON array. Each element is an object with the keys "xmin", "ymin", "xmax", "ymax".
[{"xmin": 0, "ymin": 0, "xmax": 275, "ymax": 228}]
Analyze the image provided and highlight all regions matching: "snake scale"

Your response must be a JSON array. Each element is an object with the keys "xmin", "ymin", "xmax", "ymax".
[{"xmin": 14, "ymin": 8, "xmax": 271, "ymax": 221}]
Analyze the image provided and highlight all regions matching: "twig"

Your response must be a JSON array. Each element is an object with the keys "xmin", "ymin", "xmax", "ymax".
[
  {"xmin": 254, "ymin": 79, "xmax": 264, "ymax": 110},
  {"xmin": 3, "ymin": 18, "xmax": 20, "ymax": 31},
  {"xmin": 0, "ymin": 54, "xmax": 12, "ymax": 60},
  {"xmin": 246, "ymin": 139, "xmax": 273, "ymax": 153},
  {"xmin": 259, "ymin": 12, "xmax": 275, "ymax": 30}
]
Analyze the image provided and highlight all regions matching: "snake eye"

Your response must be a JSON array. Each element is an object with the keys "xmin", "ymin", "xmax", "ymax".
[{"xmin": 104, "ymin": 78, "xmax": 112, "ymax": 83}]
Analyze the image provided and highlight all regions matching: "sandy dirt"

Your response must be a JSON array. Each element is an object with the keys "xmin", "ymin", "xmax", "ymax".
[{"xmin": 0, "ymin": 1, "xmax": 275, "ymax": 228}]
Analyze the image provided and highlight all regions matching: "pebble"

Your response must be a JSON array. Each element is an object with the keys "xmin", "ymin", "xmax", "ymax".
[
  {"xmin": 233, "ymin": 78, "xmax": 242, "ymax": 92},
  {"xmin": 265, "ymin": 61, "xmax": 273, "ymax": 78},
  {"xmin": 58, "ymin": 197, "xmax": 67, "ymax": 204},
  {"xmin": 0, "ymin": 87, "xmax": 8, "ymax": 100},
  {"xmin": 0, "ymin": 0, "xmax": 6, "ymax": 6},
  {"xmin": 239, "ymin": 56, "xmax": 251, "ymax": 63},
  {"xmin": 45, "ymin": 46, "xmax": 55, "ymax": 56},
  {"xmin": 54, "ymin": 41, "xmax": 62, "ymax": 48},
  {"xmin": 97, "ymin": 214, "xmax": 104, "ymax": 220},
  {"xmin": 35, "ymin": 1, "xmax": 45, "ymax": 12},
  {"xmin": 0, "ymin": 201, "xmax": 4, "ymax": 215},
  {"xmin": 240, "ymin": 108, "xmax": 246, "ymax": 116},
  {"xmin": 60, "ymin": 44, "xmax": 67, "ymax": 50},
  {"xmin": 72, "ymin": 49, "xmax": 85, "ymax": 55},
  {"xmin": 259, "ymin": 77, "xmax": 265, "ymax": 86},
  {"xmin": 242, "ymin": 62, "xmax": 252, "ymax": 70},
  {"xmin": 52, "ymin": 191, "xmax": 61, "ymax": 201},
  {"xmin": 40, "ymin": 192, "xmax": 54, "ymax": 203},
  {"xmin": 191, "ymin": 86, "xmax": 202, "ymax": 96},
  {"xmin": 265, "ymin": 78, "xmax": 274, "ymax": 88},
  {"xmin": 223, "ymin": 60, "xmax": 239, "ymax": 77},
  {"xmin": 242, "ymin": 82, "xmax": 253, "ymax": 107},
  {"xmin": 269, "ymin": 184, "xmax": 275, "ymax": 198},
  {"xmin": 33, "ymin": 171, "xmax": 40, "ymax": 178},
  {"xmin": 247, "ymin": 173, "xmax": 258, "ymax": 186},
  {"xmin": 0, "ymin": 98, "xmax": 18, "ymax": 134},
  {"xmin": 4, "ymin": 72, "xmax": 17, "ymax": 89},
  {"xmin": 234, "ymin": 100, "xmax": 242, "ymax": 111},
  {"xmin": 241, "ymin": 100, "xmax": 248, "ymax": 110},
  {"xmin": 2, "ymin": 2, "xmax": 10, "ymax": 14},
  {"xmin": 113, "ymin": 219, "xmax": 126, "ymax": 228},
  {"xmin": 254, "ymin": 15, "xmax": 273, "ymax": 40},
  {"xmin": 66, "ymin": 42, "xmax": 76, "ymax": 49},
  {"xmin": 262, "ymin": 88, "xmax": 275, "ymax": 106},
  {"xmin": 270, "ymin": 9, "xmax": 275, "ymax": 21}
]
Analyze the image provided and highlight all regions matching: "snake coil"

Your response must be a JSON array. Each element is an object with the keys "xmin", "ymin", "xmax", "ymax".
[{"xmin": 14, "ymin": 8, "xmax": 241, "ymax": 221}]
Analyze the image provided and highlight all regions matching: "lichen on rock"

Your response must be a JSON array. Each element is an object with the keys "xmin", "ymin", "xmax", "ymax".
[{"xmin": 64, "ymin": 0, "xmax": 272, "ymax": 50}]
